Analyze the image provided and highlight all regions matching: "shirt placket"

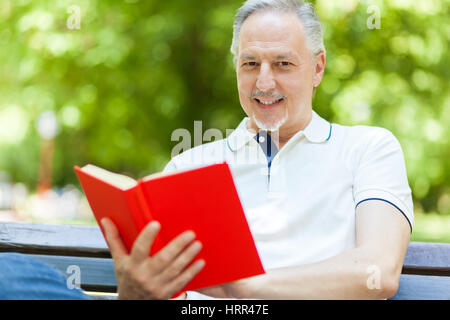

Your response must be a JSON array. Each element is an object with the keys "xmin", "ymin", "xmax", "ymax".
[
  {"xmin": 254, "ymin": 131, "xmax": 286, "ymax": 194},
  {"xmin": 267, "ymin": 155, "xmax": 285, "ymax": 197}
]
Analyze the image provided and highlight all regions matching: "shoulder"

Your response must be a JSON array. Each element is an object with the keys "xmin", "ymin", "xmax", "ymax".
[
  {"xmin": 332, "ymin": 123, "xmax": 396, "ymax": 142},
  {"xmin": 328, "ymin": 123, "xmax": 405, "ymax": 175},
  {"xmin": 331, "ymin": 123, "xmax": 401, "ymax": 152}
]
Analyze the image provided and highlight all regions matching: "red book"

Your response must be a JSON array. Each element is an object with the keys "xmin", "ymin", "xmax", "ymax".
[{"xmin": 74, "ymin": 162, "xmax": 265, "ymax": 293}]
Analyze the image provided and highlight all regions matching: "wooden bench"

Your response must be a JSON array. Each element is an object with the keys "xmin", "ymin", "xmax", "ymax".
[{"xmin": 0, "ymin": 222, "xmax": 449, "ymax": 299}]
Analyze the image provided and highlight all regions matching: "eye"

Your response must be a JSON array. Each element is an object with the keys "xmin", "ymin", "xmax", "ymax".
[
  {"xmin": 243, "ymin": 62, "xmax": 258, "ymax": 67},
  {"xmin": 277, "ymin": 61, "xmax": 291, "ymax": 67}
]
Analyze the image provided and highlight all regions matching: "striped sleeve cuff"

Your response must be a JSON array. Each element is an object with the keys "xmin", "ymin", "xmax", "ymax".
[{"xmin": 355, "ymin": 189, "xmax": 414, "ymax": 232}]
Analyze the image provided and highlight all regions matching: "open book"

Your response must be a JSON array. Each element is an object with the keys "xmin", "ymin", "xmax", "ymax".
[{"xmin": 74, "ymin": 162, "xmax": 265, "ymax": 292}]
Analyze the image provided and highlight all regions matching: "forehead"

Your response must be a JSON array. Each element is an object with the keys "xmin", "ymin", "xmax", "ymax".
[{"xmin": 238, "ymin": 11, "xmax": 307, "ymax": 58}]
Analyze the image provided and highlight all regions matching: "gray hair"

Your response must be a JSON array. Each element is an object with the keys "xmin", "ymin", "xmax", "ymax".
[{"xmin": 231, "ymin": 0, "xmax": 326, "ymax": 65}]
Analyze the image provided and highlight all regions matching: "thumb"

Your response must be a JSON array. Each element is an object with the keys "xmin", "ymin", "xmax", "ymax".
[{"xmin": 101, "ymin": 218, "xmax": 129, "ymax": 260}]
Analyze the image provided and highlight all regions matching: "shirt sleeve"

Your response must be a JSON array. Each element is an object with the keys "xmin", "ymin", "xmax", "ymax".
[{"xmin": 353, "ymin": 128, "xmax": 414, "ymax": 231}]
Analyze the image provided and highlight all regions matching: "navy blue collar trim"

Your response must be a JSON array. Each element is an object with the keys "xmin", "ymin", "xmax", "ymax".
[
  {"xmin": 254, "ymin": 131, "xmax": 279, "ymax": 167},
  {"xmin": 326, "ymin": 124, "xmax": 332, "ymax": 141}
]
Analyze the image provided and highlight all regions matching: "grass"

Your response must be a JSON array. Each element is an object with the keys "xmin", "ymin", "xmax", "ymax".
[{"xmin": 410, "ymin": 212, "xmax": 450, "ymax": 243}]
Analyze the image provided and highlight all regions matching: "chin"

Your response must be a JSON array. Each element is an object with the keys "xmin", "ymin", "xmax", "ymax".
[
  {"xmin": 254, "ymin": 120, "xmax": 283, "ymax": 132},
  {"xmin": 252, "ymin": 109, "xmax": 289, "ymax": 132}
]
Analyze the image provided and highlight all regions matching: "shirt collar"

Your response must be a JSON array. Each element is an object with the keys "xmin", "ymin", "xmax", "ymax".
[
  {"xmin": 226, "ymin": 117, "xmax": 257, "ymax": 152},
  {"xmin": 303, "ymin": 110, "xmax": 332, "ymax": 143},
  {"xmin": 227, "ymin": 110, "xmax": 332, "ymax": 152}
]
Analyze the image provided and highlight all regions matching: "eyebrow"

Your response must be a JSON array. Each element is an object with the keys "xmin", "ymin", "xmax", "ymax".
[
  {"xmin": 239, "ymin": 54, "xmax": 256, "ymax": 60},
  {"xmin": 239, "ymin": 52, "xmax": 297, "ymax": 60},
  {"xmin": 274, "ymin": 53, "xmax": 296, "ymax": 60}
]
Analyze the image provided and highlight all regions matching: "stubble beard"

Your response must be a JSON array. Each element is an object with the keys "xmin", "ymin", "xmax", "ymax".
[{"xmin": 252, "ymin": 104, "xmax": 289, "ymax": 132}]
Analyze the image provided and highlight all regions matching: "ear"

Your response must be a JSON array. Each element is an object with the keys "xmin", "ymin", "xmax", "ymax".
[{"xmin": 312, "ymin": 51, "xmax": 326, "ymax": 88}]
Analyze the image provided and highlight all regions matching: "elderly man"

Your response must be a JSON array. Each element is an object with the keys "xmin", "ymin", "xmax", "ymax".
[
  {"xmin": 104, "ymin": 0, "xmax": 413, "ymax": 300},
  {"xmin": 0, "ymin": 0, "xmax": 412, "ymax": 300},
  {"xmin": 157, "ymin": 0, "xmax": 413, "ymax": 299},
  {"xmin": 7, "ymin": 0, "xmax": 409, "ymax": 300}
]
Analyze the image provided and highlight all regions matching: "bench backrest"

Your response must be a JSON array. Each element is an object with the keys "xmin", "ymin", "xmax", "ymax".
[{"xmin": 0, "ymin": 222, "xmax": 449, "ymax": 299}]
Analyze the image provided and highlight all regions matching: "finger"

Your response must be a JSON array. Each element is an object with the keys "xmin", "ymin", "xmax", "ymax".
[
  {"xmin": 159, "ymin": 240, "xmax": 203, "ymax": 282},
  {"xmin": 130, "ymin": 221, "xmax": 161, "ymax": 263},
  {"xmin": 151, "ymin": 230, "xmax": 196, "ymax": 272},
  {"xmin": 168, "ymin": 259, "xmax": 206, "ymax": 294},
  {"xmin": 101, "ymin": 218, "xmax": 128, "ymax": 260}
]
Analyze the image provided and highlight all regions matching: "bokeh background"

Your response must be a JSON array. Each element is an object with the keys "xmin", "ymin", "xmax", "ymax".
[{"xmin": 0, "ymin": 0, "xmax": 449, "ymax": 242}]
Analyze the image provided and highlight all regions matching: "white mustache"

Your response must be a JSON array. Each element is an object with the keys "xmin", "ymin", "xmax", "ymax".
[{"xmin": 251, "ymin": 90, "xmax": 286, "ymax": 100}]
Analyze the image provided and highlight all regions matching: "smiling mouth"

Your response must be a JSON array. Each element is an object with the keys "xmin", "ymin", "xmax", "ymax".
[{"xmin": 254, "ymin": 98, "xmax": 284, "ymax": 107}]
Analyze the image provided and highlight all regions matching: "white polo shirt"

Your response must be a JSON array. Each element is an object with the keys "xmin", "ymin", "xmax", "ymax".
[{"xmin": 163, "ymin": 110, "xmax": 414, "ymax": 296}]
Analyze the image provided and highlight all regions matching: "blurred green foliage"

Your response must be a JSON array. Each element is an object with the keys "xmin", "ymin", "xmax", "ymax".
[
  {"xmin": 411, "ymin": 212, "xmax": 450, "ymax": 243},
  {"xmin": 0, "ymin": 0, "xmax": 449, "ymax": 216}
]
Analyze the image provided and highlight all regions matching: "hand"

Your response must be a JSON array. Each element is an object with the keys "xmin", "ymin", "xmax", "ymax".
[{"xmin": 101, "ymin": 218, "xmax": 205, "ymax": 300}]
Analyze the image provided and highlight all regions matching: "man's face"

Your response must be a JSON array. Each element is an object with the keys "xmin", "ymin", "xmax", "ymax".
[{"xmin": 236, "ymin": 11, "xmax": 324, "ymax": 134}]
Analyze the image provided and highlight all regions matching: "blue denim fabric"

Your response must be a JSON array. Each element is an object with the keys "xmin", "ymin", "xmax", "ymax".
[{"xmin": 0, "ymin": 253, "xmax": 92, "ymax": 300}]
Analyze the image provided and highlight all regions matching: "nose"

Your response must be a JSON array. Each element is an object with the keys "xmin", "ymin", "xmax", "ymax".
[{"xmin": 256, "ymin": 62, "xmax": 276, "ymax": 92}]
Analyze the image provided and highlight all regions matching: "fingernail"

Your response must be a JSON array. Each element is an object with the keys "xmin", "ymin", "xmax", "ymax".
[
  {"xmin": 184, "ymin": 231, "xmax": 195, "ymax": 241},
  {"xmin": 197, "ymin": 259, "xmax": 205, "ymax": 268},
  {"xmin": 100, "ymin": 218, "xmax": 108, "ymax": 228},
  {"xmin": 193, "ymin": 241, "xmax": 202, "ymax": 251},
  {"xmin": 149, "ymin": 221, "xmax": 160, "ymax": 230}
]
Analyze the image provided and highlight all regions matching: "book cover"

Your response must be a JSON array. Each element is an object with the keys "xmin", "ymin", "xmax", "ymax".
[{"xmin": 74, "ymin": 162, "xmax": 265, "ymax": 292}]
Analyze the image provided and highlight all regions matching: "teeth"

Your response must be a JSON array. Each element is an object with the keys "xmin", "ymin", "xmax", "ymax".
[{"xmin": 258, "ymin": 99, "xmax": 281, "ymax": 105}]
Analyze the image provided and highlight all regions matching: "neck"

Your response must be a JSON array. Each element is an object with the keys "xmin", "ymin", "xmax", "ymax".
[{"xmin": 249, "ymin": 110, "xmax": 313, "ymax": 150}]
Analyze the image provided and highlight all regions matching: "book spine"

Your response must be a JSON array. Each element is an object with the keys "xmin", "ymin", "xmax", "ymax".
[
  {"xmin": 135, "ymin": 181, "xmax": 154, "ymax": 227},
  {"xmin": 136, "ymin": 181, "xmax": 164, "ymax": 255},
  {"xmin": 121, "ymin": 189, "xmax": 145, "ymax": 234}
]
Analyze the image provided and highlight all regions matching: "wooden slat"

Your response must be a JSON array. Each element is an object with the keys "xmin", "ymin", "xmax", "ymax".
[
  {"xmin": 1, "ymin": 222, "xmax": 449, "ymax": 275},
  {"xmin": 28, "ymin": 254, "xmax": 117, "ymax": 293},
  {"xmin": 0, "ymin": 222, "xmax": 110, "ymax": 258},
  {"xmin": 402, "ymin": 242, "xmax": 450, "ymax": 276},
  {"xmin": 389, "ymin": 274, "xmax": 450, "ymax": 300},
  {"xmin": 0, "ymin": 221, "xmax": 449, "ymax": 299}
]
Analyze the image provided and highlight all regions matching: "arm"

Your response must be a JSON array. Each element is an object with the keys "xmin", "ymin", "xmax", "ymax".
[
  {"xmin": 101, "ymin": 218, "xmax": 204, "ymax": 299},
  {"xmin": 200, "ymin": 200, "xmax": 411, "ymax": 299}
]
